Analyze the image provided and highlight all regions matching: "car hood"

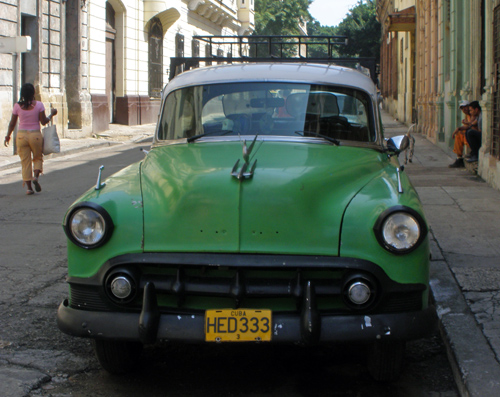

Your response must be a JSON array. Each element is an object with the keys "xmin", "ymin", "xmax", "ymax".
[{"xmin": 141, "ymin": 141, "xmax": 388, "ymax": 256}]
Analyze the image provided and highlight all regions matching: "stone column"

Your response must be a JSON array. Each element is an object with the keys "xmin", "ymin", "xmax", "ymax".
[{"xmin": 65, "ymin": 0, "xmax": 92, "ymax": 136}]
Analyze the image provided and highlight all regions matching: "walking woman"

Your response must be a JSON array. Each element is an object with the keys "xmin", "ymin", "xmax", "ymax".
[{"xmin": 3, "ymin": 83, "xmax": 57, "ymax": 195}]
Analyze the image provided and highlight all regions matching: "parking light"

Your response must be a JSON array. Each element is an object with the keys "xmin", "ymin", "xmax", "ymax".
[
  {"xmin": 342, "ymin": 273, "xmax": 377, "ymax": 309},
  {"xmin": 348, "ymin": 281, "xmax": 371, "ymax": 305},
  {"xmin": 110, "ymin": 276, "xmax": 133, "ymax": 300}
]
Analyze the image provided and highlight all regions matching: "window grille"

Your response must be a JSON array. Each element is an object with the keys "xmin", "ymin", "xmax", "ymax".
[
  {"xmin": 175, "ymin": 33, "xmax": 185, "ymax": 75},
  {"xmin": 192, "ymin": 39, "xmax": 200, "ymax": 68},
  {"xmin": 205, "ymin": 44, "xmax": 212, "ymax": 66},
  {"xmin": 148, "ymin": 18, "xmax": 163, "ymax": 98}
]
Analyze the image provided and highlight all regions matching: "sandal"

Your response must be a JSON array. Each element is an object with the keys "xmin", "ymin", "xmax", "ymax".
[
  {"xmin": 26, "ymin": 189, "xmax": 34, "ymax": 195},
  {"xmin": 33, "ymin": 178, "xmax": 42, "ymax": 192}
]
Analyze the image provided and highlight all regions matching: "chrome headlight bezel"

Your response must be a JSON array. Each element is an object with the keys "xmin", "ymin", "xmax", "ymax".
[
  {"xmin": 63, "ymin": 202, "xmax": 114, "ymax": 249},
  {"xmin": 373, "ymin": 206, "xmax": 427, "ymax": 255}
]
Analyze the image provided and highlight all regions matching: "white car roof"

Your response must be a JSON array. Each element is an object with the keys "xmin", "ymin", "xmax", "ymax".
[{"xmin": 164, "ymin": 63, "xmax": 377, "ymax": 97}]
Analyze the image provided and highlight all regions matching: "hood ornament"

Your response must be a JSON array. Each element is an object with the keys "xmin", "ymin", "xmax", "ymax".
[
  {"xmin": 95, "ymin": 165, "xmax": 106, "ymax": 190},
  {"xmin": 231, "ymin": 135, "xmax": 259, "ymax": 180}
]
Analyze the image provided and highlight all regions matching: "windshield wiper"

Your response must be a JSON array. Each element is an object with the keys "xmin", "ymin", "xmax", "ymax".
[
  {"xmin": 187, "ymin": 130, "xmax": 234, "ymax": 143},
  {"xmin": 294, "ymin": 131, "xmax": 340, "ymax": 146}
]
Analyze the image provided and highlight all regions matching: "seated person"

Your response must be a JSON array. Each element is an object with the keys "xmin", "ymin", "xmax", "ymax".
[
  {"xmin": 465, "ymin": 101, "xmax": 482, "ymax": 163},
  {"xmin": 449, "ymin": 100, "xmax": 472, "ymax": 168}
]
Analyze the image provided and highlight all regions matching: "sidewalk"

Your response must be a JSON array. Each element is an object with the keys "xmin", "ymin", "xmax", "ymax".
[
  {"xmin": 382, "ymin": 112, "xmax": 500, "ymax": 396},
  {"xmin": 2, "ymin": 115, "xmax": 500, "ymax": 395}
]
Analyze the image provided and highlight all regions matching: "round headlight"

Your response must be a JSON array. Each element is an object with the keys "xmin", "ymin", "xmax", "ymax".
[
  {"xmin": 373, "ymin": 206, "xmax": 428, "ymax": 254},
  {"xmin": 70, "ymin": 209, "xmax": 105, "ymax": 245},
  {"xmin": 65, "ymin": 203, "xmax": 113, "ymax": 249},
  {"xmin": 382, "ymin": 212, "xmax": 420, "ymax": 250}
]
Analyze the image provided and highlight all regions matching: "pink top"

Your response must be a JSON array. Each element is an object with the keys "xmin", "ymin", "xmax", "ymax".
[{"xmin": 13, "ymin": 101, "xmax": 45, "ymax": 130}]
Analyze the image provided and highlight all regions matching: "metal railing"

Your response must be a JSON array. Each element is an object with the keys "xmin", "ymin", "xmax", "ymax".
[{"xmin": 169, "ymin": 35, "xmax": 377, "ymax": 83}]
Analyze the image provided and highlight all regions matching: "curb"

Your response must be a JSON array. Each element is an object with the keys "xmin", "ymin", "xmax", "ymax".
[{"xmin": 430, "ymin": 258, "xmax": 500, "ymax": 396}]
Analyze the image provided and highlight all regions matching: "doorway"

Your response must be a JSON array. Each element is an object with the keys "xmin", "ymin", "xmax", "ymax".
[{"xmin": 106, "ymin": 2, "xmax": 116, "ymax": 123}]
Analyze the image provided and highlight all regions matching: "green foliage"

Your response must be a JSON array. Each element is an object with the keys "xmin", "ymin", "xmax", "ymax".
[
  {"xmin": 253, "ymin": 0, "xmax": 312, "ymax": 57},
  {"xmin": 254, "ymin": 0, "xmax": 312, "ymax": 36},
  {"xmin": 306, "ymin": 19, "xmax": 339, "ymax": 58},
  {"xmin": 252, "ymin": 0, "xmax": 380, "ymax": 62},
  {"xmin": 335, "ymin": 0, "xmax": 381, "ymax": 62}
]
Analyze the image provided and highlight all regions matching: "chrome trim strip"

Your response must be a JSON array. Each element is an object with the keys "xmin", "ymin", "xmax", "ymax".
[
  {"xmin": 397, "ymin": 167, "xmax": 403, "ymax": 194},
  {"xmin": 153, "ymin": 135, "xmax": 381, "ymax": 149}
]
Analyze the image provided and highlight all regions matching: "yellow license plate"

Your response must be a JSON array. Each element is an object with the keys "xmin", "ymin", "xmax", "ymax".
[{"xmin": 205, "ymin": 309, "xmax": 272, "ymax": 342}]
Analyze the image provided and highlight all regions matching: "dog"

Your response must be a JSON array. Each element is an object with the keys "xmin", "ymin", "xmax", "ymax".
[{"xmin": 404, "ymin": 124, "xmax": 416, "ymax": 164}]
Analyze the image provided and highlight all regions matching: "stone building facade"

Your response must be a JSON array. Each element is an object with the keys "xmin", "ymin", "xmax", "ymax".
[
  {"xmin": 0, "ymin": 0, "xmax": 254, "ymax": 138},
  {"xmin": 377, "ymin": 0, "xmax": 416, "ymax": 125},
  {"xmin": 377, "ymin": 0, "xmax": 500, "ymax": 191},
  {"xmin": 0, "ymin": 0, "xmax": 67, "ymax": 136}
]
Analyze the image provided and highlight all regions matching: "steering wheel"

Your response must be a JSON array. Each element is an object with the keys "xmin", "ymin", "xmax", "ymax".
[
  {"xmin": 227, "ymin": 114, "xmax": 251, "ymax": 134},
  {"xmin": 324, "ymin": 115, "xmax": 350, "ymax": 128},
  {"xmin": 258, "ymin": 113, "xmax": 274, "ymax": 134}
]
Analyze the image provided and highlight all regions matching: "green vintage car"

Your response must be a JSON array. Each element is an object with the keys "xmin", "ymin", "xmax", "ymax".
[{"xmin": 57, "ymin": 63, "xmax": 436, "ymax": 380}]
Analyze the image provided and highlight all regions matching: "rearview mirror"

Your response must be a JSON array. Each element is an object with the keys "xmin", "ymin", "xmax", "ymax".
[
  {"xmin": 250, "ymin": 98, "xmax": 285, "ymax": 108},
  {"xmin": 386, "ymin": 135, "xmax": 409, "ymax": 153}
]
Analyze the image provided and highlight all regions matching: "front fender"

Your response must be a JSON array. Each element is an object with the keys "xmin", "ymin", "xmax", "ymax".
[
  {"xmin": 340, "ymin": 168, "xmax": 429, "ymax": 286},
  {"xmin": 64, "ymin": 162, "xmax": 144, "ymax": 278}
]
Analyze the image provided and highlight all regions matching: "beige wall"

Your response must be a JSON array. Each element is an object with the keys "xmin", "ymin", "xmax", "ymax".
[
  {"xmin": 86, "ymin": 0, "xmax": 254, "ymax": 97},
  {"xmin": 0, "ymin": 0, "xmax": 255, "ymax": 137},
  {"xmin": 0, "ymin": 0, "xmax": 67, "ymax": 137},
  {"xmin": 0, "ymin": 1, "xmax": 18, "ymax": 135},
  {"xmin": 377, "ymin": 0, "xmax": 417, "ymax": 125}
]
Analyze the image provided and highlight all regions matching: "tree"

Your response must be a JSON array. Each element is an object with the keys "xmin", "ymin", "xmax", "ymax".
[
  {"xmin": 306, "ymin": 19, "xmax": 339, "ymax": 58},
  {"xmin": 252, "ymin": 0, "xmax": 380, "ymax": 62},
  {"xmin": 335, "ymin": 0, "xmax": 381, "ymax": 63},
  {"xmin": 254, "ymin": 0, "xmax": 325, "ymax": 58},
  {"xmin": 254, "ymin": 0, "xmax": 312, "ymax": 36}
]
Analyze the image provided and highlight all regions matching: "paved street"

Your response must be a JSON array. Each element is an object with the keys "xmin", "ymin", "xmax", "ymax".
[
  {"xmin": 1, "ymin": 111, "xmax": 500, "ymax": 395},
  {"xmin": 0, "ymin": 131, "xmax": 457, "ymax": 396}
]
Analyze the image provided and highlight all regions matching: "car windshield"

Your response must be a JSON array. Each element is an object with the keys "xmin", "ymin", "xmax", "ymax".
[{"xmin": 157, "ymin": 82, "xmax": 376, "ymax": 142}]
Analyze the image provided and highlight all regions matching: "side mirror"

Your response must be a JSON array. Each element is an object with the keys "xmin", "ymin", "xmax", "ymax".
[{"xmin": 386, "ymin": 135, "xmax": 409, "ymax": 153}]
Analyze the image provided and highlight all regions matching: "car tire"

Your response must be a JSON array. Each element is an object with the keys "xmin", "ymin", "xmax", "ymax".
[
  {"xmin": 366, "ymin": 340, "xmax": 405, "ymax": 382},
  {"xmin": 93, "ymin": 339, "xmax": 143, "ymax": 374}
]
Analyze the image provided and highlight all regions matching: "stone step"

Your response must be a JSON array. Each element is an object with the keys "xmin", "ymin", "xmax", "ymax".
[{"xmin": 62, "ymin": 129, "xmax": 89, "ymax": 139}]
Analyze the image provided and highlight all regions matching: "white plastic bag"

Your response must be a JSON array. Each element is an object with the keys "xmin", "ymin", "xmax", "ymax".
[{"xmin": 42, "ymin": 125, "xmax": 60, "ymax": 155}]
